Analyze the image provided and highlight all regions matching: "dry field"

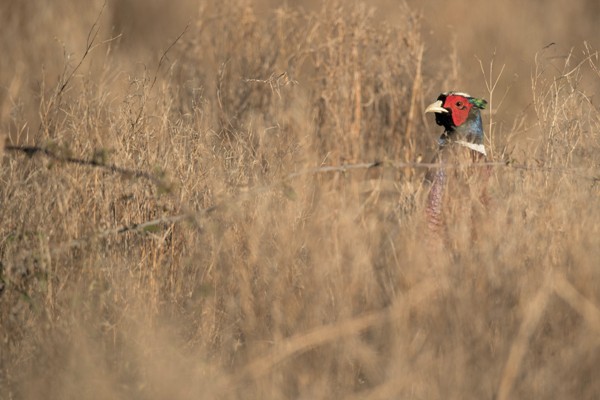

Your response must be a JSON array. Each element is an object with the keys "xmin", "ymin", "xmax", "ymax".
[{"xmin": 1, "ymin": 1, "xmax": 599, "ymax": 399}]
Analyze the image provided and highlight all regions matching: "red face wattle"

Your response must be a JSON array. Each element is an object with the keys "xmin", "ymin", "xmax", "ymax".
[{"xmin": 443, "ymin": 94, "xmax": 474, "ymax": 127}]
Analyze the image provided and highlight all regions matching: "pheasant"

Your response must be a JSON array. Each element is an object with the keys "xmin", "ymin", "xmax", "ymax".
[{"xmin": 423, "ymin": 91, "xmax": 489, "ymax": 236}]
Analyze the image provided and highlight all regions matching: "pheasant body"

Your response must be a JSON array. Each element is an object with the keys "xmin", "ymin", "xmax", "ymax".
[{"xmin": 424, "ymin": 92, "xmax": 489, "ymax": 236}]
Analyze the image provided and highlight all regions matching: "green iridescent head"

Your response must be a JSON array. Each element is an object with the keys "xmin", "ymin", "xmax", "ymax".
[{"xmin": 468, "ymin": 97, "xmax": 488, "ymax": 110}]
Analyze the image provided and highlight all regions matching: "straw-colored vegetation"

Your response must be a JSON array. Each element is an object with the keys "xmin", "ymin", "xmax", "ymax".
[{"xmin": 1, "ymin": 1, "xmax": 599, "ymax": 399}]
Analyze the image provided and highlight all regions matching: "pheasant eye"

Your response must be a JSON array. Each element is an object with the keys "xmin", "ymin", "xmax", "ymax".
[{"xmin": 456, "ymin": 101, "xmax": 463, "ymax": 107}]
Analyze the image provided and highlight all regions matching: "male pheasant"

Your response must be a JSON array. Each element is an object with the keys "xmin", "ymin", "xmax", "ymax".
[{"xmin": 423, "ymin": 91, "xmax": 489, "ymax": 235}]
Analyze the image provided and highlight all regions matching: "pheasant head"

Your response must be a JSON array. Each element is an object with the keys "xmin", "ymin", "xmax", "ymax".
[{"xmin": 425, "ymin": 92, "xmax": 488, "ymax": 153}]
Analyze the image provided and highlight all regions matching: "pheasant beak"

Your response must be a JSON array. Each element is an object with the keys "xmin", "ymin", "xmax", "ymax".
[{"xmin": 424, "ymin": 100, "xmax": 449, "ymax": 114}]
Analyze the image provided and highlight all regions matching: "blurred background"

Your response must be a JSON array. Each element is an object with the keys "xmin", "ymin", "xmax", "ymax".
[{"xmin": 2, "ymin": 0, "xmax": 599, "ymax": 128}]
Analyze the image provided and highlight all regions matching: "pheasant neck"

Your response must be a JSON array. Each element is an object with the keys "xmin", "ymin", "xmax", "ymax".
[{"xmin": 454, "ymin": 140, "xmax": 487, "ymax": 156}]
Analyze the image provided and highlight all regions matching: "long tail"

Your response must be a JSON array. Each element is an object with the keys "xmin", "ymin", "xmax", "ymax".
[{"xmin": 426, "ymin": 167, "xmax": 446, "ymax": 234}]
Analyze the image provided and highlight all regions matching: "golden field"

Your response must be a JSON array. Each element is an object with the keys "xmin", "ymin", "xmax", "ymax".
[{"xmin": 0, "ymin": 1, "xmax": 599, "ymax": 398}]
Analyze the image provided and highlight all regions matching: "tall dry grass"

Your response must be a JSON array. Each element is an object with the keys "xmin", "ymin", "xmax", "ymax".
[{"xmin": 0, "ymin": 1, "xmax": 599, "ymax": 399}]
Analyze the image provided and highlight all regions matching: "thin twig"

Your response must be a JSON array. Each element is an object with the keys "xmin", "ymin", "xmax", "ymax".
[
  {"xmin": 58, "ymin": 0, "xmax": 107, "ymax": 95},
  {"xmin": 477, "ymin": 53, "xmax": 506, "ymax": 157},
  {"xmin": 149, "ymin": 22, "xmax": 190, "ymax": 92},
  {"xmin": 51, "ymin": 213, "xmax": 205, "ymax": 256},
  {"xmin": 5, "ymin": 145, "xmax": 165, "ymax": 187}
]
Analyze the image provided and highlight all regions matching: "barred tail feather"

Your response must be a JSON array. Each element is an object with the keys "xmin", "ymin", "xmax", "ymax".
[{"xmin": 426, "ymin": 168, "xmax": 446, "ymax": 234}]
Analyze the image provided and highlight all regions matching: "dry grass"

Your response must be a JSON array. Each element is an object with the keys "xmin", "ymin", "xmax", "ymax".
[{"xmin": 1, "ymin": 1, "xmax": 599, "ymax": 399}]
